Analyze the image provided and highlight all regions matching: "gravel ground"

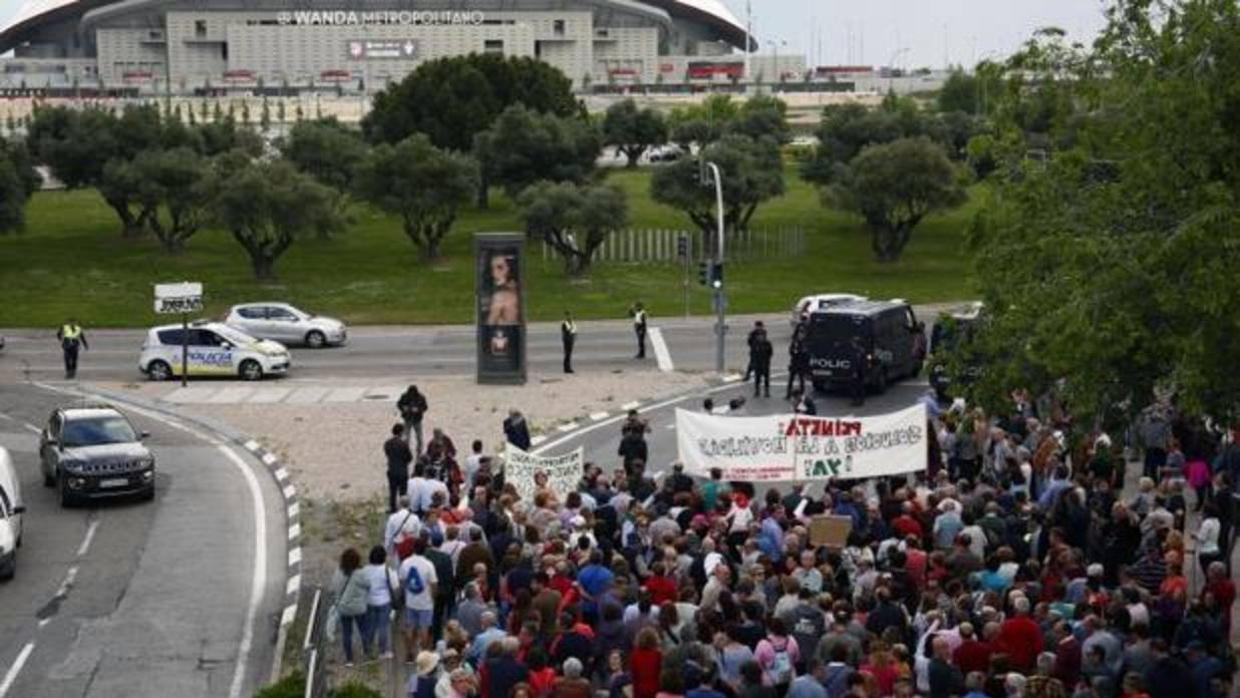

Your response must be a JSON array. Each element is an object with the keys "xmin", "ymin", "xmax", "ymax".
[{"xmin": 110, "ymin": 370, "xmax": 708, "ymax": 501}]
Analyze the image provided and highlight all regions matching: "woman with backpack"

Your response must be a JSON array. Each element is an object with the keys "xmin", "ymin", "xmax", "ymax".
[
  {"xmin": 331, "ymin": 547, "xmax": 372, "ymax": 667},
  {"xmin": 754, "ymin": 617, "xmax": 799, "ymax": 693}
]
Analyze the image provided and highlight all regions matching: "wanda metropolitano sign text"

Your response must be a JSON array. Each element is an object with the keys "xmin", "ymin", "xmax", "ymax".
[
  {"xmin": 277, "ymin": 10, "xmax": 487, "ymax": 26},
  {"xmin": 675, "ymin": 404, "xmax": 928, "ymax": 482}
]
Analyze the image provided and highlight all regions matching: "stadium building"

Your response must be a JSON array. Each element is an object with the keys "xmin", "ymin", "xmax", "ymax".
[{"xmin": 0, "ymin": 0, "xmax": 805, "ymax": 92}]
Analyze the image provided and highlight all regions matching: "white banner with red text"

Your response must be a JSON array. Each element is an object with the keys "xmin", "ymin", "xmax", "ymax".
[{"xmin": 674, "ymin": 404, "xmax": 927, "ymax": 482}]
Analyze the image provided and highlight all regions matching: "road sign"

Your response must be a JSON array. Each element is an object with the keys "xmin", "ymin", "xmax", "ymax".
[{"xmin": 154, "ymin": 282, "xmax": 203, "ymax": 315}]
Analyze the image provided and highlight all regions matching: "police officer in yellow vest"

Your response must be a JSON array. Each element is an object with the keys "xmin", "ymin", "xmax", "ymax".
[
  {"xmin": 561, "ymin": 310, "xmax": 577, "ymax": 374},
  {"xmin": 630, "ymin": 301, "xmax": 648, "ymax": 359},
  {"xmin": 56, "ymin": 318, "xmax": 89, "ymax": 379}
]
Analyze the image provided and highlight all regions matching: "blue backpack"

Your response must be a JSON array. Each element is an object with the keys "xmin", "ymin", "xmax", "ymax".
[{"xmin": 406, "ymin": 563, "xmax": 426, "ymax": 595}]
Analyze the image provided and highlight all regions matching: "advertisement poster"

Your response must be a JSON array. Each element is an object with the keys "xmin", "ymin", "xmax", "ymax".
[
  {"xmin": 675, "ymin": 404, "xmax": 928, "ymax": 482},
  {"xmin": 475, "ymin": 233, "xmax": 526, "ymax": 384},
  {"xmin": 503, "ymin": 445, "xmax": 584, "ymax": 503}
]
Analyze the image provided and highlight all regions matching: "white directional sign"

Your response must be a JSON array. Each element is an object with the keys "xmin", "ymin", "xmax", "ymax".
[{"xmin": 154, "ymin": 282, "xmax": 204, "ymax": 314}]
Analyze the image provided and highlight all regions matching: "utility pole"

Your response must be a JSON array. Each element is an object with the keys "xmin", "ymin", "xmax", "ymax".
[
  {"xmin": 744, "ymin": 0, "xmax": 752, "ymax": 90},
  {"xmin": 703, "ymin": 161, "xmax": 726, "ymax": 374}
]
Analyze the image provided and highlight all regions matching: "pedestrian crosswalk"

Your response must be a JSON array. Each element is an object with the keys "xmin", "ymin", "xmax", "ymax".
[{"xmin": 162, "ymin": 385, "xmax": 404, "ymax": 406}]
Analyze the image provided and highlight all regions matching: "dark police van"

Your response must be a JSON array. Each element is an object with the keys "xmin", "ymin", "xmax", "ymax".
[{"xmin": 805, "ymin": 299, "xmax": 923, "ymax": 394}]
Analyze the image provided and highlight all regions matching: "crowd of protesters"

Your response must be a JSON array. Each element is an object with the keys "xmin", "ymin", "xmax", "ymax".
[{"xmin": 328, "ymin": 383, "xmax": 1240, "ymax": 698}]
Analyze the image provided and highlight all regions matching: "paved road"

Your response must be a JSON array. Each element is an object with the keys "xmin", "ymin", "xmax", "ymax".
[
  {"xmin": 532, "ymin": 369, "xmax": 932, "ymax": 474},
  {"xmin": 0, "ymin": 383, "xmax": 288, "ymax": 698},
  {"xmin": 0, "ymin": 303, "xmax": 959, "ymax": 383}
]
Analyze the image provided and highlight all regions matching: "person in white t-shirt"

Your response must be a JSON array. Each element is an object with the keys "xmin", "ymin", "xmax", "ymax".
[
  {"xmin": 464, "ymin": 440, "xmax": 485, "ymax": 491},
  {"xmin": 384, "ymin": 497, "xmax": 421, "ymax": 555},
  {"xmin": 407, "ymin": 467, "xmax": 431, "ymax": 515},
  {"xmin": 398, "ymin": 540, "xmax": 439, "ymax": 659}
]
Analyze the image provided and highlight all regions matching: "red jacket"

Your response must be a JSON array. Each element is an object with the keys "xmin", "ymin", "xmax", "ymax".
[
  {"xmin": 631, "ymin": 648, "xmax": 663, "ymax": 698},
  {"xmin": 952, "ymin": 639, "xmax": 992, "ymax": 675},
  {"xmin": 997, "ymin": 616, "xmax": 1043, "ymax": 671}
]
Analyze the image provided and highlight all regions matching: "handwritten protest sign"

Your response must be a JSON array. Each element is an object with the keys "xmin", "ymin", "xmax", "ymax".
[{"xmin": 503, "ymin": 445, "xmax": 584, "ymax": 502}]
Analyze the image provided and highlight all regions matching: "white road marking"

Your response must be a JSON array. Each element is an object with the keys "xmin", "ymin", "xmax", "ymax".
[
  {"xmin": 243, "ymin": 440, "xmax": 260, "ymax": 451},
  {"xmin": 532, "ymin": 372, "xmax": 788, "ymax": 455},
  {"xmin": 262, "ymin": 452, "xmax": 278, "ymax": 466},
  {"xmin": 31, "ymin": 382, "xmax": 272, "ymax": 698},
  {"xmin": 287, "ymin": 524, "xmax": 300, "ymax": 541},
  {"xmin": 286, "ymin": 574, "xmax": 301, "ymax": 596},
  {"xmin": 246, "ymin": 388, "xmax": 292, "ymax": 405},
  {"xmin": 323, "ymin": 387, "xmax": 366, "ymax": 403},
  {"xmin": 649, "ymin": 328, "xmax": 674, "ymax": 372},
  {"xmin": 21, "ymin": 423, "xmax": 40, "ymax": 434},
  {"xmin": 621, "ymin": 401, "xmax": 641, "ymax": 411},
  {"xmin": 76, "ymin": 520, "xmax": 100, "ymax": 557},
  {"xmin": 284, "ymin": 387, "xmax": 329, "ymax": 405},
  {"xmin": 287, "ymin": 502, "xmax": 300, "ymax": 519},
  {"xmin": 589, "ymin": 412, "xmax": 610, "ymax": 422},
  {"xmin": 288, "ymin": 547, "xmax": 302, "ymax": 566},
  {"xmin": 529, "ymin": 435, "xmax": 547, "ymax": 447},
  {"xmin": 556, "ymin": 422, "xmax": 578, "ymax": 433},
  {"xmin": 280, "ymin": 605, "xmax": 297, "ymax": 627},
  {"xmin": 721, "ymin": 373, "xmax": 743, "ymax": 383},
  {"xmin": 274, "ymin": 468, "xmax": 289, "ymax": 482},
  {"xmin": 282, "ymin": 484, "xmax": 296, "ymax": 500},
  {"xmin": 214, "ymin": 444, "xmax": 270, "ymax": 698},
  {"xmin": 207, "ymin": 387, "xmax": 255, "ymax": 404},
  {"xmin": 0, "ymin": 642, "xmax": 35, "ymax": 698}
]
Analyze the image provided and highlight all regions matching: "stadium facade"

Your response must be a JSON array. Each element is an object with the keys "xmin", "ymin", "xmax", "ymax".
[{"xmin": 0, "ymin": 0, "xmax": 806, "ymax": 92}]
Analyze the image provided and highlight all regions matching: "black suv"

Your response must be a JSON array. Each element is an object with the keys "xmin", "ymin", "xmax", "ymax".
[{"xmin": 39, "ymin": 405, "xmax": 155, "ymax": 507}]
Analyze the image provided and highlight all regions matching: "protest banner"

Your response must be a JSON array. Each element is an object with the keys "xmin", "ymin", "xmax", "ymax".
[
  {"xmin": 502, "ymin": 445, "xmax": 584, "ymax": 502},
  {"xmin": 675, "ymin": 403, "xmax": 927, "ymax": 482},
  {"xmin": 808, "ymin": 515, "xmax": 853, "ymax": 549}
]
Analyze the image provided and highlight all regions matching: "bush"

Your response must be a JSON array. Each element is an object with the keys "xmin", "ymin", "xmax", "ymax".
[
  {"xmin": 253, "ymin": 671, "xmax": 303, "ymax": 698},
  {"xmin": 331, "ymin": 682, "xmax": 383, "ymax": 698}
]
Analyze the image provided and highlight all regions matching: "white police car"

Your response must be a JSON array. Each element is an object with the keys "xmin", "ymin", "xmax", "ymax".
[{"xmin": 139, "ymin": 322, "xmax": 291, "ymax": 381}]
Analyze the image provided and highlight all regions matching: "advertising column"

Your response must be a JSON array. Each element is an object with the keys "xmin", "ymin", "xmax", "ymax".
[{"xmin": 475, "ymin": 233, "xmax": 526, "ymax": 384}]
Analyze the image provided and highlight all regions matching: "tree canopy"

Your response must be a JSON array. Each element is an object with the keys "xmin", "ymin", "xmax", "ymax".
[
  {"xmin": 601, "ymin": 100, "xmax": 667, "ymax": 167},
  {"xmin": 355, "ymin": 134, "xmax": 479, "ymax": 260},
  {"xmin": 966, "ymin": 0, "xmax": 1240, "ymax": 424},
  {"xmin": 362, "ymin": 54, "xmax": 580, "ymax": 151},
  {"xmin": 518, "ymin": 181, "xmax": 628, "ymax": 276},
  {"xmin": 824, "ymin": 137, "xmax": 966, "ymax": 262},
  {"xmin": 211, "ymin": 159, "xmax": 343, "ymax": 280},
  {"xmin": 650, "ymin": 134, "xmax": 784, "ymax": 238},
  {"xmin": 0, "ymin": 138, "xmax": 39, "ymax": 235},
  {"xmin": 474, "ymin": 105, "xmax": 599, "ymax": 197}
]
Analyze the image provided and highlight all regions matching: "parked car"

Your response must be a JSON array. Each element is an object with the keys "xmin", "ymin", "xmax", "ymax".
[
  {"xmin": 139, "ymin": 322, "xmax": 291, "ymax": 381},
  {"xmin": 224, "ymin": 303, "xmax": 347, "ymax": 348},
  {"xmin": 0, "ymin": 446, "xmax": 25, "ymax": 579},
  {"xmin": 39, "ymin": 404, "xmax": 154, "ymax": 507},
  {"xmin": 790, "ymin": 293, "xmax": 868, "ymax": 328},
  {"xmin": 647, "ymin": 145, "xmax": 684, "ymax": 163}
]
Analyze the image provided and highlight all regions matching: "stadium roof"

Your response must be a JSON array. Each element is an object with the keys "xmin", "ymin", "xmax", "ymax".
[{"xmin": 1, "ymin": 0, "xmax": 751, "ymax": 52}]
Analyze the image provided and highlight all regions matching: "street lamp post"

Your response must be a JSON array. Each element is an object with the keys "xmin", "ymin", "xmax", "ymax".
[{"xmin": 704, "ymin": 161, "xmax": 726, "ymax": 373}]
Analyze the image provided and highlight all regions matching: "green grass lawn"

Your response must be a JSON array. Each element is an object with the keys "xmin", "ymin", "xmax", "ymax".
[{"xmin": 0, "ymin": 166, "xmax": 978, "ymax": 327}]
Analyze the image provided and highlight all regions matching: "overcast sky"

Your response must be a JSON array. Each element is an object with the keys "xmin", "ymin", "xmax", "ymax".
[
  {"xmin": 0, "ymin": 0, "xmax": 1111, "ymax": 69},
  {"xmin": 740, "ymin": 0, "xmax": 1111, "ymax": 68}
]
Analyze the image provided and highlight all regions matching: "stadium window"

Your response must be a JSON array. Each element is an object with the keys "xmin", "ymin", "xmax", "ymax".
[
  {"xmin": 195, "ymin": 20, "xmax": 207, "ymax": 38},
  {"xmin": 484, "ymin": 40, "xmax": 503, "ymax": 54},
  {"xmin": 554, "ymin": 19, "xmax": 565, "ymax": 36}
]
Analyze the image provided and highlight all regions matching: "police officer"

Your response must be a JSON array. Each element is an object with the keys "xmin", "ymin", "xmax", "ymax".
[
  {"xmin": 743, "ymin": 321, "xmax": 765, "ymax": 380},
  {"xmin": 785, "ymin": 323, "xmax": 809, "ymax": 400},
  {"xmin": 630, "ymin": 302, "xmax": 648, "ymax": 359},
  {"xmin": 751, "ymin": 329, "xmax": 773, "ymax": 398},
  {"xmin": 848, "ymin": 336, "xmax": 868, "ymax": 407},
  {"xmin": 561, "ymin": 310, "xmax": 577, "ymax": 373},
  {"xmin": 56, "ymin": 318, "xmax": 89, "ymax": 379}
]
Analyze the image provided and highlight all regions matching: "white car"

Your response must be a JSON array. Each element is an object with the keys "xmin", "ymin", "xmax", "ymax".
[
  {"xmin": 224, "ymin": 303, "xmax": 347, "ymax": 348},
  {"xmin": 139, "ymin": 322, "xmax": 291, "ymax": 381},
  {"xmin": 791, "ymin": 293, "xmax": 868, "ymax": 327},
  {"xmin": 0, "ymin": 446, "xmax": 25, "ymax": 580}
]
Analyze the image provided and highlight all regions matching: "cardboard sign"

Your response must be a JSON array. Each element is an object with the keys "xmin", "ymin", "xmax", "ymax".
[{"xmin": 808, "ymin": 515, "xmax": 852, "ymax": 549}]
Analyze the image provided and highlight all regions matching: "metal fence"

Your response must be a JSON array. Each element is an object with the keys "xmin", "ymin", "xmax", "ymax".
[
  {"xmin": 302, "ymin": 587, "xmax": 328, "ymax": 698},
  {"xmin": 540, "ymin": 227, "xmax": 805, "ymax": 265}
]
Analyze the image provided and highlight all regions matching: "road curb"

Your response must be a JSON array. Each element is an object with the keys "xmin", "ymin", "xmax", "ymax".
[{"xmin": 38, "ymin": 382, "xmax": 300, "ymax": 682}]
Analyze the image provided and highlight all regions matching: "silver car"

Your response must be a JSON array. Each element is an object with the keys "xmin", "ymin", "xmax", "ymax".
[{"xmin": 224, "ymin": 303, "xmax": 347, "ymax": 348}]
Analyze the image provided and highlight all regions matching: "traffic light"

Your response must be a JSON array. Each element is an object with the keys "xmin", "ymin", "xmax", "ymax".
[
  {"xmin": 676, "ymin": 234, "xmax": 689, "ymax": 260},
  {"xmin": 697, "ymin": 261, "xmax": 710, "ymax": 286},
  {"xmin": 711, "ymin": 262, "xmax": 724, "ymax": 288}
]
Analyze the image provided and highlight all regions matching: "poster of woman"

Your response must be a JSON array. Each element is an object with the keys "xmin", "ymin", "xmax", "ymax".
[{"xmin": 475, "ymin": 234, "xmax": 526, "ymax": 383}]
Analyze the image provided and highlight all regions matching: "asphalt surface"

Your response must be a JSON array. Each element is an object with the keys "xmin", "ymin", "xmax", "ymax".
[
  {"xmin": 533, "ymin": 367, "xmax": 933, "ymax": 479},
  {"xmin": 0, "ymin": 382, "xmax": 288, "ymax": 698},
  {"xmin": 0, "ymin": 316, "xmax": 802, "ymax": 382}
]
